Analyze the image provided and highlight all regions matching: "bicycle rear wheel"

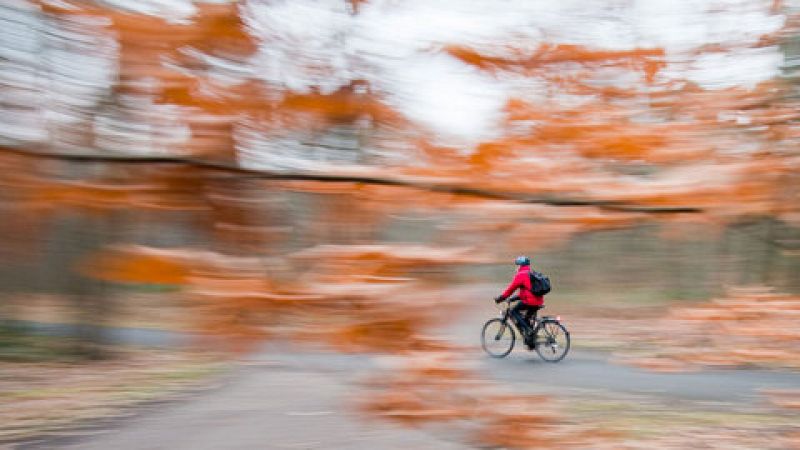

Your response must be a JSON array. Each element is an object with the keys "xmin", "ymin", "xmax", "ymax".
[
  {"xmin": 481, "ymin": 318, "xmax": 515, "ymax": 358},
  {"xmin": 534, "ymin": 322, "xmax": 570, "ymax": 362}
]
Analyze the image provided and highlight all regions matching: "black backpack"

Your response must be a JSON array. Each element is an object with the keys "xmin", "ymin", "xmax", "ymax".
[{"xmin": 528, "ymin": 270, "xmax": 551, "ymax": 296}]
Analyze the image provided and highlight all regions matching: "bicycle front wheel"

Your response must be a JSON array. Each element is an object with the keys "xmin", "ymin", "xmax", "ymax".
[
  {"xmin": 534, "ymin": 322, "xmax": 570, "ymax": 362},
  {"xmin": 481, "ymin": 318, "xmax": 515, "ymax": 358}
]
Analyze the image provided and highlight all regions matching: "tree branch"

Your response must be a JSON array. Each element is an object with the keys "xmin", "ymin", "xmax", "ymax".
[{"xmin": 1, "ymin": 147, "xmax": 703, "ymax": 214}]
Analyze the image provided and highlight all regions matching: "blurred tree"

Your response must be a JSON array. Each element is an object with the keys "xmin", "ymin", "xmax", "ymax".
[{"xmin": 0, "ymin": 0, "xmax": 797, "ymax": 351}]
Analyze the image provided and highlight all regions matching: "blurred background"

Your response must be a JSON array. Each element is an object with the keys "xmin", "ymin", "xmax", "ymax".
[{"xmin": 1, "ymin": 0, "xmax": 799, "ymax": 448}]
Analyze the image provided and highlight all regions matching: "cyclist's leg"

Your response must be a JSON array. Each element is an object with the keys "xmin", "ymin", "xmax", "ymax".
[
  {"xmin": 520, "ymin": 304, "xmax": 544, "ymax": 341},
  {"xmin": 513, "ymin": 302, "xmax": 537, "ymax": 338},
  {"xmin": 509, "ymin": 297, "xmax": 526, "ymax": 327},
  {"xmin": 515, "ymin": 303, "xmax": 535, "ymax": 323},
  {"xmin": 514, "ymin": 304, "xmax": 537, "ymax": 348},
  {"xmin": 522, "ymin": 306, "xmax": 533, "ymax": 323},
  {"xmin": 526, "ymin": 305, "xmax": 542, "ymax": 323}
]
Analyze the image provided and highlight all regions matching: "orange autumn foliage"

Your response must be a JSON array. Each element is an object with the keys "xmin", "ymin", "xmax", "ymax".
[
  {"xmin": 763, "ymin": 390, "xmax": 800, "ymax": 410},
  {"xmin": 615, "ymin": 287, "xmax": 800, "ymax": 371},
  {"xmin": 78, "ymin": 249, "xmax": 189, "ymax": 285},
  {"xmin": 447, "ymin": 43, "xmax": 665, "ymax": 80},
  {"xmin": 14, "ymin": 0, "xmax": 795, "ymax": 232},
  {"xmin": 359, "ymin": 354, "xmax": 621, "ymax": 449},
  {"xmin": 279, "ymin": 84, "xmax": 403, "ymax": 125}
]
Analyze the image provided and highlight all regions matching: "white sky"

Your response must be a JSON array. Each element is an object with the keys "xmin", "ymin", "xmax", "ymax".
[{"xmin": 238, "ymin": 0, "xmax": 786, "ymax": 147}]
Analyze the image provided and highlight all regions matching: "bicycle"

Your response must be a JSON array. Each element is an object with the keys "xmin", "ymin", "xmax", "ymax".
[{"xmin": 481, "ymin": 299, "xmax": 570, "ymax": 362}]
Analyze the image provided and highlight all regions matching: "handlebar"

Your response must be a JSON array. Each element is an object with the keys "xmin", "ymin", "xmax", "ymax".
[{"xmin": 494, "ymin": 298, "xmax": 511, "ymax": 311}]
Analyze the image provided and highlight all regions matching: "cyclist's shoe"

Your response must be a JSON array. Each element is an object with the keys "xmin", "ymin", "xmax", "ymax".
[
  {"xmin": 524, "ymin": 337, "xmax": 536, "ymax": 350},
  {"xmin": 523, "ymin": 330, "xmax": 536, "ymax": 350}
]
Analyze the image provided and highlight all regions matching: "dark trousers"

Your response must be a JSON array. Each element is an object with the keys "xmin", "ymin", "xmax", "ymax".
[{"xmin": 510, "ymin": 296, "xmax": 542, "ymax": 329}]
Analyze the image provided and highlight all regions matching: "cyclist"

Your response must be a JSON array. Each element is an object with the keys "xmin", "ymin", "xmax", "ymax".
[{"xmin": 494, "ymin": 256, "xmax": 544, "ymax": 335}]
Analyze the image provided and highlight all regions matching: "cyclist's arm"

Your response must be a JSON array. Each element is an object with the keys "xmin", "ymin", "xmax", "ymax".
[{"xmin": 497, "ymin": 273, "xmax": 523, "ymax": 300}]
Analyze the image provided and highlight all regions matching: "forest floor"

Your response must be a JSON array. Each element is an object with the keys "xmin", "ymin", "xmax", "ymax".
[{"xmin": 0, "ymin": 330, "xmax": 225, "ymax": 445}]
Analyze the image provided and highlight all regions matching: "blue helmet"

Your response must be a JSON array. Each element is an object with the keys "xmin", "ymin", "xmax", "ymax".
[{"xmin": 514, "ymin": 256, "xmax": 530, "ymax": 266}]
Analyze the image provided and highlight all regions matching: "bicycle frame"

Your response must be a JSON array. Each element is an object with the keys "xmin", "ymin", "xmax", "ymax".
[
  {"xmin": 497, "ymin": 300, "xmax": 533, "ymax": 336},
  {"xmin": 497, "ymin": 300, "xmax": 560, "ymax": 339}
]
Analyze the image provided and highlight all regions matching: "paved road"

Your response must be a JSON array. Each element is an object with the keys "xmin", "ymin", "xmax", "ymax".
[
  {"xmin": 14, "ymin": 301, "xmax": 800, "ymax": 449},
  {"xmin": 19, "ymin": 348, "xmax": 470, "ymax": 450},
  {"xmin": 484, "ymin": 350, "xmax": 800, "ymax": 403},
  {"xmin": 17, "ymin": 344, "xmax": 800, "ymax": 450},
  {"xmin": 449, "ymin": 305, "xmax": 800, "ymax": 403}
]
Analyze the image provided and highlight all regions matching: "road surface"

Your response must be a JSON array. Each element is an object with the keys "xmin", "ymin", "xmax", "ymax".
[{"xmin": 13, "ymin": 304, "xmax": 800, "ymax": 449}]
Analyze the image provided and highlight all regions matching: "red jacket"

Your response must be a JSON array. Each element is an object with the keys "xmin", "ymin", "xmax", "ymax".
[{"xmin": 500, "ymin": 265, "xmax": 544, "ymax": 306}]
